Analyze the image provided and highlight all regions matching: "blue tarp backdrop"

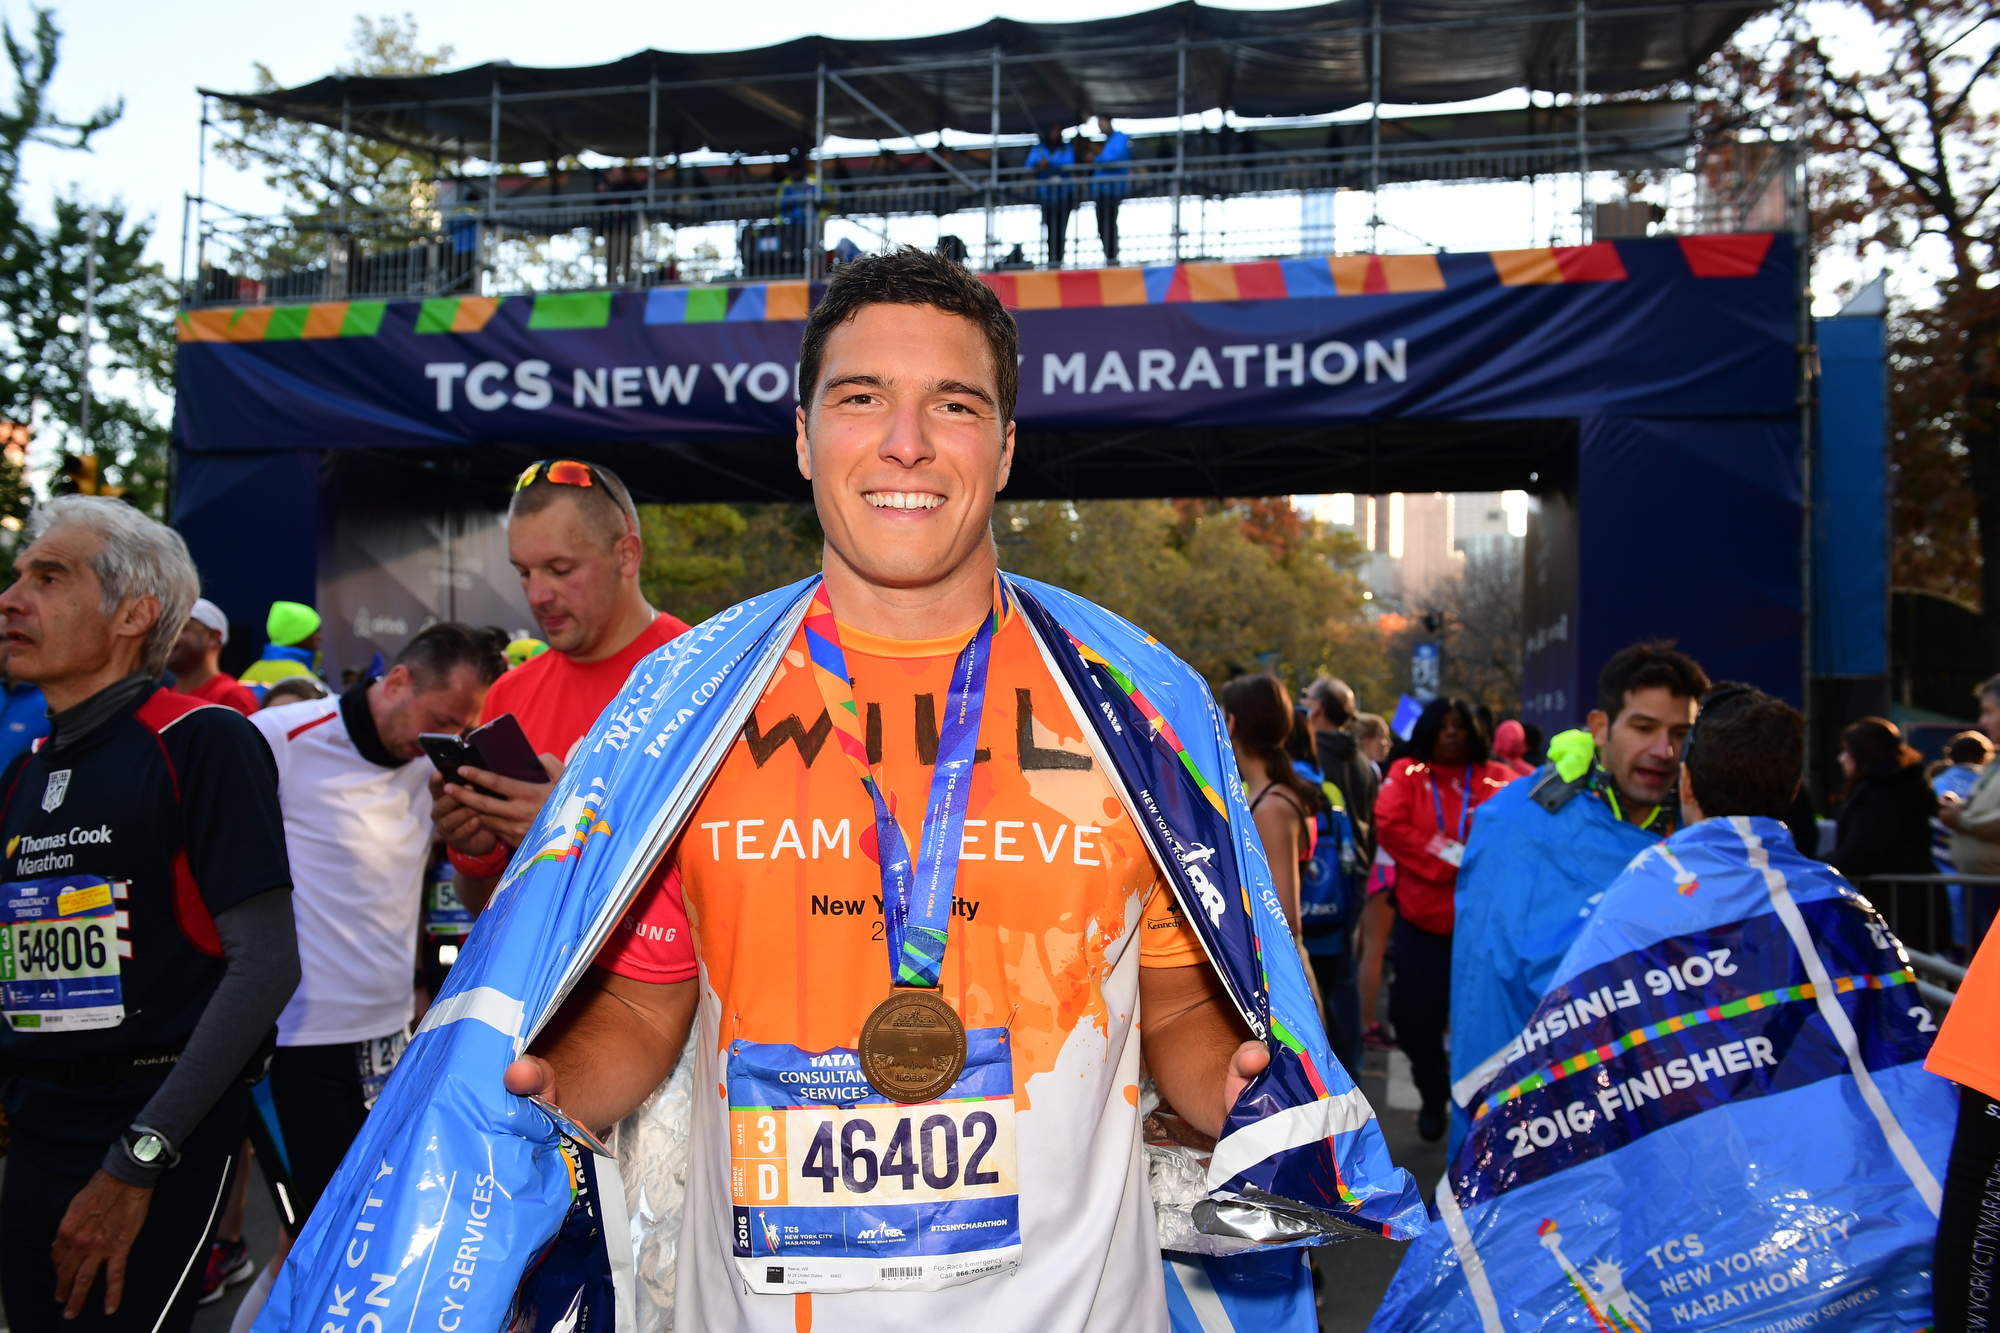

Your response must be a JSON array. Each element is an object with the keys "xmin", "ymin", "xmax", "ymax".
[{"xmin": 171, "ymin": 233, "xmax": 1841, "ymax": 719}]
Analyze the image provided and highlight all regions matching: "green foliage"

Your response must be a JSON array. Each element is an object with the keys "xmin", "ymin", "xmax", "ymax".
[
  {"xmin": 213, "ymin": 15, "xmax": 457, "ymax": 221},
  {"xmin": 0, "ymin": 10, "xmax": 173, "ymax": 520},
  {"xmin": 637, "ymin": 503, "xmax": 821, "ymax": 624},
  {"xmin": 996, "ymin": 499, "xmax": 1389, "ymax": 698}
]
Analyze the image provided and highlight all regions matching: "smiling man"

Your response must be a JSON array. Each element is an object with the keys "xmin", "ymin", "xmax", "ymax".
[
  {"xmin": 249, "ymin": 623, "xmax": 507, "ymax": 1229},
  {"xmin": 1445, "ymin": 641, "xmax": 1711, "ymax": 1153},
  {"xmin": 432, "ymin": 460, "xmax": 688, "ymax": 912},
  {"xmin": 498, "ymin": 248, "xmax": 1287, "ymax": 1329},
  {"xmin": 0, "ymin": 497, "xmax": 296, "ymax": 1333}
]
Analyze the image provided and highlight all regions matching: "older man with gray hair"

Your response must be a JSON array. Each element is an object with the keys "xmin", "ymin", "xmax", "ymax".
[{"xmin": 0, "ymin": 497, "xmax": 297, "ymax": 1333}]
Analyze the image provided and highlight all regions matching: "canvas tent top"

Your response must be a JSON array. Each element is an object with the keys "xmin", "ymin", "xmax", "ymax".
[{"xmin": 204, "ymin": 0, "xmax": 1768, "ymax": 161}]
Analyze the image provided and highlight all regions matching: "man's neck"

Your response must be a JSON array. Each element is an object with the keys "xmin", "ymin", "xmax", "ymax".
[
  {"xmin": 565, "ymin": 587, "xmax": 659, "ymax": 665},
  {"xmin": 175, "ymin": 657, "xmax": 220, "ymax": 694},
  {"xmin": 41, "ymin": 656, "xmax": 149, "ymax": 714},
  {"xmin": 818, "ymin": 544, "xmax": 998, "ymax": 642}
]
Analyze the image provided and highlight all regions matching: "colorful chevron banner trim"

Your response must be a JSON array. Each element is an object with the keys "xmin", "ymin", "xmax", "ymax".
[
  {"xmin": 1471, "ymin": 967, "xmax": 1919, "ymax": 1121},
  {"xmin": 1065, "ymin": 633, "xmax": 1228, "ymax": 817}
]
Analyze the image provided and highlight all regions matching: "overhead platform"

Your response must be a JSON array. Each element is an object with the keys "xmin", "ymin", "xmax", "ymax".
[
  {"xmin": 209, "ymin": 0, "xmax": 1764, "ymax": 160},
  {"xmin": 174, "ymin": 232, "xmax": 1820, "ymax": 731}
]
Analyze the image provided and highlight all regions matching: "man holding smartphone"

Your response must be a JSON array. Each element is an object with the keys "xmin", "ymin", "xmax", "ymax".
[
  {"xmin": 249, "ymin": 624, "xmax": 506, "ymax": 1223},
  {"xmin": 433, "ymin": 460, "xmax": 688, "ymax": 911}
]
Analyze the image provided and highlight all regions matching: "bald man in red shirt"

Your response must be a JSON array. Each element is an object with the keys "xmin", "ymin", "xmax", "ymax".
[{"xmin": 433, "ymin": 461, "xmax": 687, "ymax": 911}]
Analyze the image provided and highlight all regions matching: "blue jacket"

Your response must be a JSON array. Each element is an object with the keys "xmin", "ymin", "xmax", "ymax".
[
  {"xmin": 1373, "ymin": 816, "xmax": 1953, "ymax": 1333},
  {"xmin": 0, "ymin": 679, "xmax": 47, "ymax": 769},
  {"xmin": 1094, "ymin": 130, "xmax": 1132, "ymax": 198},
  {"xmin": 1026, "ymin": 141, "xmax": 1076, "ymax": 202},
  {"xmin": 1447, "ymin": 763, "xmax": 1660, "ymax": 1156},
  {"xmin": 255, "ymin": 575, "xmax": 1424, "ymax": 1333}
]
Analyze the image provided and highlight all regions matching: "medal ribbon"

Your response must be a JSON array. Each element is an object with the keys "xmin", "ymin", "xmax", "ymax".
[{"xmin": 803, "ymin": 580, "xmax": 1003, "ymax": 990}]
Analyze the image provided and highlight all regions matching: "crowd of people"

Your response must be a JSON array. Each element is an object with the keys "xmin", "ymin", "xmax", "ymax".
[{"xmin": 0, "ymin": 246, "xmax": 1990, "ymax": 1333}]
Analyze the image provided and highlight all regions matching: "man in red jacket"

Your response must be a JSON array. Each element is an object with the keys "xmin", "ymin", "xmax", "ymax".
[
  {"xmin": 433, "ymin": 461, "xmax": 688, "ymax": 911},
  {"xmin": 165, "ymin": 599, "xmax": 258, "ymax": 716}
]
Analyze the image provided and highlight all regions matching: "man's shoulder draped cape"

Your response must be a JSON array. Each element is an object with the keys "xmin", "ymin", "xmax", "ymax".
[{"xmin": 253, "ymin": 574, "xmax": 1425, "ymax": 1333}]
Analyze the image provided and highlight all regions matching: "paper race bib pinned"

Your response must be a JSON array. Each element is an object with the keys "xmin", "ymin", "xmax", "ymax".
[
  {"xmin": 1429, "ymin": 836, "xmax": 1466, "ymax": 868},
  {"xmin": 727, "ymin": 1027, "xmax": 1021, "ymax": 1294},
  {"xmin": 0, "ymin": 875, "xmax": 125, "ymax": 1030}
]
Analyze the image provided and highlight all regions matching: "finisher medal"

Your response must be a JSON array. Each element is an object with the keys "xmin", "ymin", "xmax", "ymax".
[{"xmin": 804, "ymin": 580, "xmax": 1001, "ymax": 1103}]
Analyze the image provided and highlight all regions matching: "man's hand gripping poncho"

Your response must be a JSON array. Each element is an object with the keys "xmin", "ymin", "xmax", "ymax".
[
  {"xmin": 253, "ymin": 575, "xmax": 1426, "ymax": 1333},
  {"xmin": 1370, "ymin": 814, "xmax": 1954, "ymax": 1333}
]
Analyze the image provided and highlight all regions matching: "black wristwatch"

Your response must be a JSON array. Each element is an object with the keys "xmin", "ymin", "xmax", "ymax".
[{"xmin": 120, "ymin": 1124, "xmax": 180, "ymax": 1171}]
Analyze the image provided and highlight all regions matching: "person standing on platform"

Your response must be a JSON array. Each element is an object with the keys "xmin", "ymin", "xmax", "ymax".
[
  {"xmin": 240, "ymin": 602, "xmax": 321, "ymax": 700},
  {"xmin": 1372, "ymin": 696, "xmax": 1517, "ymax": 1141},
  {"xmin": 0, "ymin": 497, "xmax": 297, "ymax": 1333},
  {"xmin": 1026, "ymin": 126, "xmax": 1076, "ymax": 268},
  {"xmin": 167, "ymin": 598, "xmax": 258, "ymax": 717},
  {"xmin": 432, "ymin": 460, "xmax": 689, "ymax": 912},
  {"xmin": 1445, "ymin": 643, "xmax": 1708, "ymax": 1154},
  {"xmin": 1088, "ymin": 116, "xmax": 1131, "ymax": 265}
]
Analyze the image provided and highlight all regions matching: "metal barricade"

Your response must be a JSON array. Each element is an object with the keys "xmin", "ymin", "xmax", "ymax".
[{"xmin": 1852, "ymin": 872, "xmax": 2000, "ymax": 1010}]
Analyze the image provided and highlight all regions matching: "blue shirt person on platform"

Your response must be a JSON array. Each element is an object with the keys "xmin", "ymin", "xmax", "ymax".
[
  {"xmin": 1447, "ymin": 643, "xmax": 1710, "ymax": 1154},
  {"xmin": 0, "ymin": 671, "xmax": 46, "ymax": 767}
]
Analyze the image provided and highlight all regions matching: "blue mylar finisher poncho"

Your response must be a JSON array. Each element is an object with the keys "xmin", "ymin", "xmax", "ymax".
[
  {"xmin": 254, "ymin": 574, "xmax": 1425, "ymax": 1333},
  {"xmin": 1370, "ymin": 815, "xmax": 1954, "ymax": 1333}
]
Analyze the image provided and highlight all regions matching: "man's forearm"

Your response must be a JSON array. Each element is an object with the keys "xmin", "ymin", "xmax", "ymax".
[
  {"xmin": 457, "ymin": 873, "xmax": 500, "ymax": 914},
  {"xmin": 108, "ymin": 889, "xmax": 300, "ymax": 1185},
  {"xmin": 1140, "ymin": 963, "xmax": 1259, "ymax": 1140},
  {"xmin": 531, "ymin": 970, "xmax": 696, "ymax": 1133}
]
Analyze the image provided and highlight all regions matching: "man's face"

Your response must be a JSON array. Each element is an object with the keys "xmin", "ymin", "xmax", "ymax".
[
  {"xmin": 1588, "ymin": 685, "xmax": 1698, "ymax": 810},
  {"xmin": 509, "ymin": 494, "xmax": 641, "ymax": 657},
  {"xmin": 166, "ymin": 619, "xmax": 218, "ymax": 675},
  {"xmin": 371, "ymin": 663, "xmax": 487, "ymax": 761},
  {"xmin": 0, "ymin": 526, "xmax": 154, "ymax": 688},
  {"xmin": 795, "ymin": 303, "xmax": 1014, "ymax": 597}
]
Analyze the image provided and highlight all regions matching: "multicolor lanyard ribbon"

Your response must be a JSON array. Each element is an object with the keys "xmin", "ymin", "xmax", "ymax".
[{"xmin": 803, "ymin": 579, "xmax": 1004, "ymax": 990}]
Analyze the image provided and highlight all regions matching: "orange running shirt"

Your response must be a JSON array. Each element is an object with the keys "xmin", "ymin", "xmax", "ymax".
[
  {"xmin": 598, "ymin": 604, "xmax": 1205, "ymax": 1329},
  {"xmin": 1926, "ymin": 923, "xmax": 2000, "ymax": 1100}
]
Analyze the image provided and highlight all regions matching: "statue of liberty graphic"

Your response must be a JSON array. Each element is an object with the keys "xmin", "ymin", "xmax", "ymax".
[{"xmin": 1537, "ymin": 1218, "xmax": 1652, "ymax": 1331}]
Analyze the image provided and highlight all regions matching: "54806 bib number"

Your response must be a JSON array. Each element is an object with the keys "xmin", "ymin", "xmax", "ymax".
[{"xmin": 1, "ymin": 875, "xmax": 126, "ymax": 1031}]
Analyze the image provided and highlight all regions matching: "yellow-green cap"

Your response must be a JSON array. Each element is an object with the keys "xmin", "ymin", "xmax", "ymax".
[
  {"xmin": 266, "ymin": 601, "xmax": 321, "ymax": 647},
  {"xmin": 1549, "ymin": 728, "xmax": 1596, "ymax": 782},
  {"xmin": 507, "ymin": 637, "xmax": 550, "ymax": 669}
]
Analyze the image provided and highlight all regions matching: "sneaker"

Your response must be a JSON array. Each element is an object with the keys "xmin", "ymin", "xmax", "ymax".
[
  {"xmin": 198, "ymin": 1238, "xmax": 255, "ymax": 1305},
  {"xmin": 1363, "ymin": 1023, "xmax": 1395, "ymax": 1050}
]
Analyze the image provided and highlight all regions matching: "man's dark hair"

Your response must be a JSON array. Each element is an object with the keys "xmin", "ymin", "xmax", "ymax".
[
  {"xmin": 1303, "ymin": 675, "xmax": 1355, "ymax": 726},
  {"xmin": 1597, "ymin": 641, "xmax": 1711, "ymax": 722},
  {"xmin": 395, "ymin": 622, "xmax": 509, "ymax": 690},
  {"xmin": 1684, "ymin": 685, "xmax": 1803, "ymax": 818},
  {"xmin": 798, "ymin": 246, "xmax": 1021, "ymax": 424},
  {"xmin": 508, "ymin": 460, "xmax": 641, "ymax": 554},
  {"xmin": 1407, "ymin": 697, "xmax": 1491, "ymax": 765},
  {"xmin": 1950, "ymin": 730, "xmax": 1994, "ymax": 765}
]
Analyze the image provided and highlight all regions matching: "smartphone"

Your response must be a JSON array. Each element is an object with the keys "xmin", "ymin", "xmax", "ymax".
[
  {"xmin": 419, "ymin": 733, "xmax": 493, "ymax": 796},
  {"xmin": 465, "ymin": 713, "xmax": 548, "ymax": 785}
]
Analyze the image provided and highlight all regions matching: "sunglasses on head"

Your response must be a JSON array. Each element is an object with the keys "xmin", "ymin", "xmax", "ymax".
[
  {"xmin": 515, "ymin": 459, "xmax": 599, "ymax": 491},
  {"xmin": 513, "ymin": 459, "xmax": 637, "ymax": 535}
]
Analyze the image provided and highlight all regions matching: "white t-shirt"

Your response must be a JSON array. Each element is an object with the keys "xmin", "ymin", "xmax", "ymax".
[{"xmin": 252, "ymin": 693, "xmax": 433, "ymax": 1047}]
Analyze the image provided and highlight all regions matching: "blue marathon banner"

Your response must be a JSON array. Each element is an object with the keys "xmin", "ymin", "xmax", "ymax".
[
  {"xmin": 1369, "ymin": 816, "xmax": 1954, "ymax": 1333},
  {"xmin": 174, "ymin": 236, "xmax": 1796, "ymax": 453}
]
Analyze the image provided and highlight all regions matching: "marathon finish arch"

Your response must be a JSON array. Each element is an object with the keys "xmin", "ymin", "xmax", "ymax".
[{"xmin": 171, "ymin": 233, "xmax": 1819, "ymax": 732}]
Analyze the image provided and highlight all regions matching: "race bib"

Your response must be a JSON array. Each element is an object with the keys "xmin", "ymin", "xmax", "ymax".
[
  {"xmin": 727, "ymin": 1027, "xmax": 1021, "ymax": 1294},
  {"xmin": 355, "ymin": 1027, "xmax": 408, "ymax": 1110},
  {"xmin": 425, "ymin": 868, "xmax": 473, "ymax": 939},
  {"xmin": 0, "ymin": 875, "xmax": 125, "ymax": 1031}
]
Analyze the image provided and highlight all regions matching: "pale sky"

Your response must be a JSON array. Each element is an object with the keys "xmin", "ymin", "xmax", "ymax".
[{"xmin": 8, "ymin": 1, "xmax": 1898, "ymax": 306}]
